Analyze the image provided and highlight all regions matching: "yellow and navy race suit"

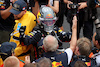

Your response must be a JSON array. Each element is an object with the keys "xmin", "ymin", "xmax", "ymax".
[
  {"xmin": 10, "ymin": 11, "xmax": 36, "ymax": 61},
  {"xmin": 20, "ymin": 25, "xmax": 72, "ymax": 59}
]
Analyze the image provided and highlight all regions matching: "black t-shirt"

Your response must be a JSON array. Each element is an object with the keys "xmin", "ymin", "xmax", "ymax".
[
  {"xmin": 4, "ymin": 0, "xmax": 11, "ymax": 9},
  {"xmin": 0, "ymin": 12, "xmax": 15, "ymax": 31},
  {"xmin": 29, "ymin": 0, "xmax": 35, "ymax": 7},
  {"xmin": 29, "ymin": 0, "xmax": 48, "ymax": 7},
  {"xmin": 87, "ymin": 0, "xmax": 96, "ymax": 8},
  {"xmin": 0, "ymin": 0, "xmax": 15, "ymax": 31}
]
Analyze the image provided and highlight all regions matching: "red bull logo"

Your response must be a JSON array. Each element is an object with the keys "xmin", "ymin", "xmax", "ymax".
[
  {"xmin": 85, "ymin": 62, "xmax": 91, "ymax": 66},
  {"xmin": 46, "ymin": 14, "xmax": 53, "ymax": 18},
  {"xmin": 52, "ymin": 61, "xmax": 64, "ymax": 67}
]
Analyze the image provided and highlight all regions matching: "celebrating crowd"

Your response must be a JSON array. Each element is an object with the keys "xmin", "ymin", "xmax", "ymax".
[{"xmin": 0, "ymin": 0, "xmax": 100, "ymax": 67}]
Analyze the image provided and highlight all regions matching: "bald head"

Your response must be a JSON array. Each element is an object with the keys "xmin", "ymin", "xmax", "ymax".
[
  {"xmin": 4, "ymin": 56, "xmax": 19, "ymax": 67},
  {"xmin": 43, "ymin": 35, "xmax": 58, "ymax": 52}
]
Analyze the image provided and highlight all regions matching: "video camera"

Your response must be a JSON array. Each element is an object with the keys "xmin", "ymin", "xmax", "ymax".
[{"xmin": 69, "ymin": 3, "xmax": 80, "ymax": 15}]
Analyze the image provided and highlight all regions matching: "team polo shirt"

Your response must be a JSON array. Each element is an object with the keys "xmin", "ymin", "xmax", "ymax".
[{"xmin": 35, "ymin": 48, "xmax": 73, "ymax": 67}]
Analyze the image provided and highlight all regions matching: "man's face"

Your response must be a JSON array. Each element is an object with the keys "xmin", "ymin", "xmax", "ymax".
[
  {"xmin": 92, "ymin": 32, "xmax": 100, "ymax": 49},
  {"xmin": 13, "ymin": 11, "xmax": 24, "ymax": 20},
  {"xmin": 92, "ymin": 32, "xmax": 97, "ymax": 46}
]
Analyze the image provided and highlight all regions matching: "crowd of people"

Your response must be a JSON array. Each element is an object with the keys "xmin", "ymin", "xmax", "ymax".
[{"xmin": 0, "ymin": 0, "xmax": 100, "ymax": 67}]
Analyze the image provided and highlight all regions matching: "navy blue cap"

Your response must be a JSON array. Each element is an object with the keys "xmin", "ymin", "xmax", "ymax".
[
  {"xmin": 10, "ymin": 0, "xmax": 27, "ymax": 15},
  {"xmin": 0, "ymin": 42, "xmax": 17, "ymax": 55}
]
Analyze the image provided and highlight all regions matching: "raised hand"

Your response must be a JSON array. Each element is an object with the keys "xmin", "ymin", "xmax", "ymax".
[
  {"xmin": 72, "ymin": 16, "xmax": 77, "ymax": 30},
  {"xmin": 25, "ymin": 56, "xmax": 30, "ymax": 64}
]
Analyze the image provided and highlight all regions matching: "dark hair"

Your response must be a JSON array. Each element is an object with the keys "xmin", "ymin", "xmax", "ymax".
[
  {"xmin": 74, "ymin": 61, "xmax": 87, "ymax": 67},
  {"xmin": 24, "ymin": 63, "xmax": 37, "ymax": 67},
  {"xmin": 95, "ymin": 31, "xmax": 100, "ymax": 45},
  {"xmin": 37, "ymin": 57, "xmax": 52, "ymax": 67},
  {"xmin": 95, "ymin": 19, "xmax": 100, "ymax": 45}
]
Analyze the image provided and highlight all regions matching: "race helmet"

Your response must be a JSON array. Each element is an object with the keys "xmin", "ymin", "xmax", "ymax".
[{"xmin": 38, "ymin": 6, "xmax": 57, "ymax": 32}]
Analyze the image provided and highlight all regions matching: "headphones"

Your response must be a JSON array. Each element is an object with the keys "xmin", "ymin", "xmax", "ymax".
[
  {"xmin": 73, "ymin": 55, "xmax": 90, "ymax": 62},
  {"xmin": 95, "ymin": 32, "xmax": 100, "ymax": 45}
]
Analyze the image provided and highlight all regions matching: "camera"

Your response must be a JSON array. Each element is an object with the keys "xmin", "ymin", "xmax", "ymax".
[
  {"xmin": 19, "ymin": 26, "xmax": 26, "ymax": 44},
  {"xmin": 69, "ymin": 4, "xmax": 79, "ymax": 9},
  {"xmin": 69, "ymin": 3, "xmax": 80, "ymax": 15}
]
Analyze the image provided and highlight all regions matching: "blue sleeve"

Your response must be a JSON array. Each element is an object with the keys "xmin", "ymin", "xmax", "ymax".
[{"xmin": 23, "ymin": 32, "xmax": 42, "ymax": 46}]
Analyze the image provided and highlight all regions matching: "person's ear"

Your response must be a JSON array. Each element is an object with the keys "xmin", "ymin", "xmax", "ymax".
[
  {"xmin": 95, "ymin": 40, "xmax": 99, "ymax": 45},
  {"xmin": 24, "ymin": 10, "xmax": 27, "ymax": 14},
  {"xmin": 42, "ymin": 45, "xmax": 44, "ymax": 50},
  {"xmin": 12, "ymin": 52, "xmax": 15, "ymax": 56},
  {"xmin": 42, "ymin": 45, "xmax": 48, "ymax": 52},
  {"xmin": 42, "ymin": 45, "xmax": 46, "ymax": 52},
  {"xmin": 75, "ymin": 46, "xmax": 80, "ymax": 55}
]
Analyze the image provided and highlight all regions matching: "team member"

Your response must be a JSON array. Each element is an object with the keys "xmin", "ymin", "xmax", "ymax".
[
  {"xmin": 0, "ymin": 0, "xmax": 15, "ymax": 44},
  {"xmin": 9, "ymin": 0, "xmax": 36, "ymax": 61},
  {"xmin": 19, "ymin": 7, "xmax": 72, "ymax": 60},
  {"xmin": 0, "ymin": 42, "xmax": 24, "ymax": 67},
  {"xmin": 35, "ymin": 15, "xmax": 77, "ymax": 67},
  {"xmin": 64, "ymin": 0, "xmax": 97, "ymax": 40},
  {"xmin": 92, "ymin": 32, "xmax": 100, "ymax": 66},
  {"xmin": 69, "ymin": 37, "xmax": 97, "ymax": 67}
]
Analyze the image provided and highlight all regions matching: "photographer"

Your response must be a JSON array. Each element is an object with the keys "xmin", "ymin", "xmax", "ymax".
[
  {"xmin": 87, "ymin": 0, "xmax": 100, "ymax": 8},
  {"xmin": 19, "ymin": 6, "xmax": 72, "ymax": 61},
  {"xmin": 92, "ymin": 32, "xmax": 100, "ymax": 66},
  {"xmin": 9, "ymin": 0, "xmax": 36, "ymax": 61},
  {"xmin": 0, "ymin": 0, "xmax": 16, "ymax": 44},
  {"xmin": 64, "ymin": 0, "xmax": 97, "ymax": 40},
  {"xmin": 78, "ymin": 0, "xmax": 100, "ymax": 9},
  {"xmin": 91, "ymin": 19, "xmax": 100, "ymax": 66},
  {"xmin": 29, "ymin": 0, "xmax": 59, "ymax": 16}
]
